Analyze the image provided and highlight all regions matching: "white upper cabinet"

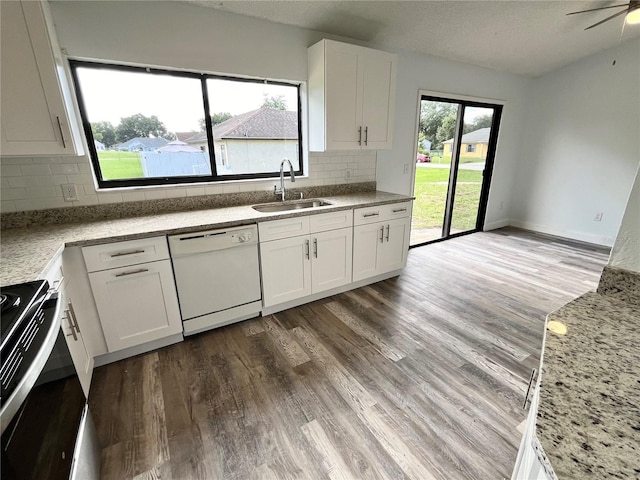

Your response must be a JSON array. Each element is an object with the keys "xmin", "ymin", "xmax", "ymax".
[
  {"xmin": 308, "ymin": 39, "xmax": 397, "ymax": 151},
  {"xmin": 0, "ymin": 1, "xmax": 84, "ymax": 156}
]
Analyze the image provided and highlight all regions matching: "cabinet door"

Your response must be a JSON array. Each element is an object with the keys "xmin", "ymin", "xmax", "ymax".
[
  {"xmin": 311, "ymin": 227, "xmax": 353, "ymax": 294},
  {"xmin": 260, "ymin": 236, "xmax": 312, "ymax": 307},
  {"xmin": 0, "ymin": 1, "xmax": 79, "ymax": 156},
  {"xmin": 88, "ymin": 260, "xmax": 182, "ymax": 352},
  {"xmin": 60, "ymin": 284, "xmax": 94, "ymax": 397},
  {"xmin": 378, "ymin": 217, "xmax": 410, "ymax": 274},
  {"xmin": 361, "ymin": 48, "xmax": 396, "ymax": 150},
  {"xmin": 324, "ymin": 40, "xmax": 363, "ymax": 150},
  {"xmin": 353, "ymin": 222, "xmax": 384, "ymax": 282}
]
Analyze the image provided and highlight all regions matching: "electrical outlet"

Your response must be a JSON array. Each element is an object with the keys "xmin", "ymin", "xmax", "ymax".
[
  {"xmin": 345, "ymin": 169, "xmax": 352, "ymax": 180},
  {"xmin": 61, "ymin": 184, "xmax": 78, "ymax": 202},
  {"xmin": 403, "ymin": 163, "xmax": 410, "ymax": 174},
  {"xmin": 594, "ymin": 212, "xmax": 603, "ymax": 222}
]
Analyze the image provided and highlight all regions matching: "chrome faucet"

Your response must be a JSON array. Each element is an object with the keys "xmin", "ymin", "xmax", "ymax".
[{"xmin": 274, "ymin": 158, "xmax": 295, "ymax": 201}]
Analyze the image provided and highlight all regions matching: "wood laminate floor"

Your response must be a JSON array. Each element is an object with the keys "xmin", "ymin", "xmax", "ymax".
[{"xmin": 89, "ymin": 227, "xmax": 609, "ymax": 480}]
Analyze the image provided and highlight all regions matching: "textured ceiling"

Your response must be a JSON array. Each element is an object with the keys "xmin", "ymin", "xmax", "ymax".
[{"xmin": 188, "ymin": 1, "xmax": 640, "ymax": 77}]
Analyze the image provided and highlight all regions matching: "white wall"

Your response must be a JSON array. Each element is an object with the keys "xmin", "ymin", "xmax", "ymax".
[
  {"xmin": 510, "ymin": 38, "xmax": 640, "ymax": 246},
  {"xmin": 609, "ymin": 163, "xmax": 640, "ymax": 272},
  {"xmin": 376, "ymin": 51, "xmax": 531, "ymax": 230}
]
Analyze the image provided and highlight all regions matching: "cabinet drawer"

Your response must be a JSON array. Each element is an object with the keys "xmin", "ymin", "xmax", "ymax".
[
  {"xmin": 353, "ymin": 205, "xmax": 386, "ymax": 225},
  {"xmin": 309, "ymin": 210, "xmax": 353, "ymax": 233},
  {"xmin": 383, "ymin": 201, "xmax": 412, "ymax": 220},
  {"xmin": 258, "ymin": 216, "xmax": 310, "ymax": 242},
  {"xmin": 82, "ymin": 236, "xmax": 169, "ymax": 272},
  {"xmin": 354, "ymin": 202, "xmax": 412, "ymax": 225}
]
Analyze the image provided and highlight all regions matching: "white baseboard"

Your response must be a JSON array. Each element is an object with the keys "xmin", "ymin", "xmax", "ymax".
[
  {"xmin": 508, "ymin": 220, "xmax": 613, "ymax": 247},
  {"xmin": 483, "ymin": 218, "xmax": 510, "ymax": 231},
  {"xmin": 261, "ymin": 269, "xmax": 403, "ymax": 316},
  {"xmin": 94, "ymin": 333, "xmax": 184, "ymax": 367}
]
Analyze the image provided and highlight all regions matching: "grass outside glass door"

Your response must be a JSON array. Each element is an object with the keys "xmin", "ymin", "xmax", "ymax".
[{"xmin": 410, "ymin": 96, "xmax": 502, "ymax": 247}]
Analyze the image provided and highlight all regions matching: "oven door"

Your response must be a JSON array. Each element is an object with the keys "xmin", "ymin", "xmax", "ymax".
[{"xmin": 1, "ymin": 295, "xmax": 88, "ymax": 480}]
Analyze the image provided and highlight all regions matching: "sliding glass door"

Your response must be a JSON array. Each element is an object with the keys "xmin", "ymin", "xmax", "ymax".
[{"xmin": 410, "ymin": 95, "xmax": 502, "ymax": 247}]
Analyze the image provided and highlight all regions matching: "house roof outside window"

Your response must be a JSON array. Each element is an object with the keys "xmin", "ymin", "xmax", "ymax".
[
  {"xmin": 443, "ymin": 127, "xmax": 491, "ymax": 145},
  {"xmin": 185, "ymin": 107, "xmax": 298, "ymax": 144}
]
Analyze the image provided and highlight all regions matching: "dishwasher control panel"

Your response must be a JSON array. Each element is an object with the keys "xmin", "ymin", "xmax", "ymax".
[
  {"xmin": 168, "ymin": 224, "xmax": 258, "ymax": 257},
  {"xmin": 231, "ymin": 232, "xmax": 253, "ymax": 244}
]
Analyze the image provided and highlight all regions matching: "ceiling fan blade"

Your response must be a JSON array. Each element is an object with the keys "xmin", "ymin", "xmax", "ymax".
[
  {"xmin": 585, "ymin": 8, "xmax": 629, "ymax": 29},
  {"xmin": 566, "ymin": 3, "xmax": 629, "ymax": 15}
]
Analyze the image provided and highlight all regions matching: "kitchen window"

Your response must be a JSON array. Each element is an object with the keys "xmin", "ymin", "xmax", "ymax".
[{"xmin": 70, "ymin": 61, "xmax": 302, "ymax": 188}]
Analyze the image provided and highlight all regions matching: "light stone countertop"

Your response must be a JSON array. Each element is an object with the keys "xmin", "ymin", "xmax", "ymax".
[
  {"xmin": 0, "ymin": 191, "xmax": 412, "ymax": 286},
  {"xmin": 536, "ymin": 290, "xmax": 640, "ymax": 479}
]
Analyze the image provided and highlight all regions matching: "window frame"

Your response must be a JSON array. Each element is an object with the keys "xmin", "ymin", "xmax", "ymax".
[{"xmin": 69, "ymin": 60, "xmax": 304, "ymax": 189}]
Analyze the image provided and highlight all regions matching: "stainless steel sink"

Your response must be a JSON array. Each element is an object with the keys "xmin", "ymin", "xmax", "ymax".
[{"xmin": 251, "ymin": 199, "xmax": 333, "ymax": 213}]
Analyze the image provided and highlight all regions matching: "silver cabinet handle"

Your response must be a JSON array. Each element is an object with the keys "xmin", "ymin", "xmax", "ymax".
[
  {"xmin": 364, "ymin": 126, "xmax": 368, "ymax": 146},
  {"xmin": 110, "ymin": 249, "xmax": 146, "ymax": 258},
  {"xmin": 115, "ymin": 268, "xmax": 149, "ymax": 278},
  {"xmin": 392, "ymin": 208, "xmax": 407, "ymax": 213},
  {"xmin": 56, "ymin": 116, "xmax": 67, "ymax": 148},
  {"xmin": 523, "ymin": 368, "xmax": 537, "ymax": 409},
  {"xmin": 68, "ymin": 301, "xmax": 80, "ymax": 333},
  {"xmin": 379, "ymin": 226, "xmax": 384, "ymax": 243},
  {"xmin": 358, "ymin": 126, "xmax": 362, "ymax": 146},
  {"xmin": 363, "ymin": 212, "xmax": 379, "ymax": 218},
  {"xmin": 385, "ymin": 224, "xmax": 390, "ymax": 242},
  {"xmin": 305, "ymin": 239, "xmax": 310, "ymax": 259},
  {"xmin": 65, "ymin": 312, "xmax": 78, "ymax": 341},
  {"xmin": 313, "ymin": 238, "xmax": 318, "ymax": 258}
]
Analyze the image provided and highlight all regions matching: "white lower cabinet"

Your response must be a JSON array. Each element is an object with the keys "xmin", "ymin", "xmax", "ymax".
[
  {"xmin": 260, "ymin": 211, "xmax": 353, "ymax": 308},
  {"xmin": 60, "ymin": 279, "xmax": 93, "ymax": 396},
  {"xmin": 353, "ymin": 216, "xmax": 410, "ymax": 282},
  {"xmin": 260, "ymin": 235, "xmax": 312, "ymax": 306},
  {"xmin": 82, "ymin": 237, "xmax": 182, "ymax": 353},
  {"xmin": 41, "ymin": 252, "xmax": 93, "ymax": 395},
  {"xmin": 88, "ymin": 260, "xmax": 182, "ymax": 352},
  {"xmin": 311, "ymin": 228, "xmax": 353, "ymax": 293}
]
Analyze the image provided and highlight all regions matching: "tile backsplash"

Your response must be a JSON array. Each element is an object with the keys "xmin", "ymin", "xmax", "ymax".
[{"xmin": 0, "ymin": 151, "xmax": 376, "ymax": 213}]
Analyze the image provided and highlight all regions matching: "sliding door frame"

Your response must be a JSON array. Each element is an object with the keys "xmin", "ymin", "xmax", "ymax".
[{"xmin": 410, "ymin": 91, "xmax": 504, "ymax": 248}]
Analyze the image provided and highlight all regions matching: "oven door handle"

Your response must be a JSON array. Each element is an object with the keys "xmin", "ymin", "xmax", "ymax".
[{"xmin": 0, "ymin": 293, "xmax": 63, "ymax": 435}]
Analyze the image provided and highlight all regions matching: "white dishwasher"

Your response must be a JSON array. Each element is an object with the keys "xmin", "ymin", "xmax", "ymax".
[{"xmin": 168, "ymin": 224, "xmax": 261, "ymax": 336}]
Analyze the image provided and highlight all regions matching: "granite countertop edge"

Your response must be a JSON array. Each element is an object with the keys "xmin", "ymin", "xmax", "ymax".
[
  {"xmin": 535, "ymin": 291, "xmax": 640, "ymax": 479},
  {"xmin": 1, "ymin": 191, "xmax": 413, "ymax": 285}
]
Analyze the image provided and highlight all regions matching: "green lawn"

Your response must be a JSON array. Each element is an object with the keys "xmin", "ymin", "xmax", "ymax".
[
  {"xmin": 412, "ymin": 167, "xmax": 483, "ymax": 232},
  {"xmin": 427, "ymin": 154, "xmax": 485, "ymax": 165},
  {"xmin": 97, "ymin": 151, "xmax": 144, "ymax": 180}
]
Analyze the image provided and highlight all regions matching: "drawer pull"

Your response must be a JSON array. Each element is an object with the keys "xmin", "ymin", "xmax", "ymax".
[
  {"xmin": 523, "ymin": 368, "xmax": 537, "ymax": 409},
  {"xmin": 363, "ymin": 212, "xmax": 380, "ymax": 218},
  {"xmin": 379, "ymin": 226, "xmax": 384, "ymax": 243},
  {"xmin": 385, "ymin": 224, "xmax": 390, "ymax": 242},
  {"xmin": 68, "ymin": 301, "xmax": 80, "ymax": 333},
  {"xmin": 115, "ymin": 268, "xmax": 149, "ymax": 278},
  {"xmin": 313, "ymin": 238, "xmax": 318, "ymax": 258},
  {"xmin": 65, "ymin": 312, "xmax": 78, "ymax": 341},
  {"xmin": 110, "ymin": 249, "xmax": 146, "ymax": 258},
  {"xmin": 392, "ymin": 208, "xmax": 407, "ymax": 213},
  {"xmin": 305, "ymin": 239, "xmax": 310, "ymax": 260}
]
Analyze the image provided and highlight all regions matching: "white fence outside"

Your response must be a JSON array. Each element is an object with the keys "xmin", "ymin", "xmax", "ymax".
[{"xmin": 140, "ymin": 152, "xmax": 211, "ymax": 177}]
